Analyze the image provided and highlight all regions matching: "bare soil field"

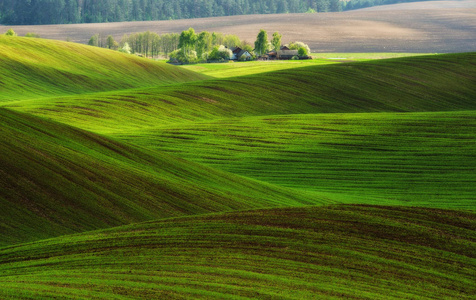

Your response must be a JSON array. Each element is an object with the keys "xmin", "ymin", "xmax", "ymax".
[{"xmin": 2, "ymin": 0, "xmax": 476, "ymax": 52}]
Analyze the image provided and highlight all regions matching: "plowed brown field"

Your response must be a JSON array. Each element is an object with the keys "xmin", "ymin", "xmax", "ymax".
[{"xmin": 2, "ymin": 0, "xmax": 476, "ymax": 52}]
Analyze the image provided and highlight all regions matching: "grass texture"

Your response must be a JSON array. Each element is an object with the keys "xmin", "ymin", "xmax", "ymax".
[
  {"xmin": 179, "ymin": 59, "xmax": 338, "ymax": 78},
  {"xmin": 1, "ymin": 36, "xmax": 475, "ymax": 299},
  {"xmin": 0, "ymin": 108, "xmax": 327, "ymax": 247},
  {"xmin": 0, "ymin": 205, "xmax": 474, "ymax": 299},
  {"xmin": 5, "ymin": 52, "xmax": 476, "ymax": 134},
  {"xmin": 180, "ymin": 53, "xmax": 433, "ymax": 78},
  {"xmin": 114, "ymin": 111, "xmax": 476, "ymax": 209},
  {"xmin": 0, "ymin": 35, "xmax": 208, "ymax": 101}
]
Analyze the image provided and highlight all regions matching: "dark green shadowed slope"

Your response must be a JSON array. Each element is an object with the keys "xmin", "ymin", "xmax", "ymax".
[
  {"xmin": 0, "ymin": 108, "xmax": 329, "ymax": 246},
  {"xmin": 0, "ymin": 205, "xmax": 474, "ymax": 299},
  {"xmin": 0, "ymin": 35, "xmax": 208, "ymax": 102}
]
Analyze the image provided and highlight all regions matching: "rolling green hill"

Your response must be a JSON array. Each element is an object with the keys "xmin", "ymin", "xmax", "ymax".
[
  {"xmin": 0, "ymin": 108, "xmax": 329, "ymax": 246},
  {"xmin": 114, "ymin": 111, "xmax": 476, "ymax": 209},
  {"xmin": 5, "ymin": 53, "xmax": 476, "ymax": 134},
  {"xmin": 1, "ymin": 35, "xmax": 475, "ymax": 299},
  {"xmin": 4, "ymin": 52, "xmax": 474, "ymax": 210},
  {"xmin": 0, "ymin": 35, "xmax": 208, "ymax": 101},
  {"xmin": 0, "ymin": 205, "xmax": 474, "ymax": 299}
]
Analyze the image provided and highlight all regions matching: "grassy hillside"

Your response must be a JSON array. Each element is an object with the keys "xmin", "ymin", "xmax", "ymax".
[
  {"xmin": 179, "ymin": 53, "xmax": 431, "ymax": 78},
  {"xmin": 114, "ymin": 111, "xmax": 476, "ymax": 209},
  {"xmin": 0, "ymin": 35, "xmax": 208, "ymax": 101},
  {"xmin": 0, "ymin": 108, "xmax": 329, "ymax": 246},
  {"xmin": 6, "ymin": 53, "xmax": 476, "ymax": 134},
  {"xmin": 180, "ymin": 59, "xmax": 339, "ymax": 78},
  {"xmin": 0, "ymin": 205, "xmax": 474, "ymax": 299},
  {"xmin": 1, "ymin": 35, "xmax": 475, "ymax": 300}
]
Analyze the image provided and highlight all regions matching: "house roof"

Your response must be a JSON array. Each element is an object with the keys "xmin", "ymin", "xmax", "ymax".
[
  {"xmin": 280, "ymin": 46, "xmax": 290, "ymax": 50},
  {"xmin": 236, "ymin": 50, "xmax": 251, "ymax": 58},
  {"xmin": 232, "ymin": 47, "xmax": 242, "ymax": 54}
]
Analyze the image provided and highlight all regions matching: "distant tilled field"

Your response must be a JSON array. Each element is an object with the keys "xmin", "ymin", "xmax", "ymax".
[{"xmin": 1, "ymin": 0, "xmax": 476, "ymax": 53}]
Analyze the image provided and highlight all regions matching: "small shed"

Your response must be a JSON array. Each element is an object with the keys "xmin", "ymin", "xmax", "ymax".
[
  {"xmin": 277, "ymin": 49, "xmax": 299, "ymax": 60},
  {"xmin": 267, "ymin": 51, "xmax": 277, "ymax": 60}
]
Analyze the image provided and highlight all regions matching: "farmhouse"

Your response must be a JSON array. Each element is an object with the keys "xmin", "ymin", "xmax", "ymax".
[{"xmin": 230, "ymin": 47, "xmax": 252, "ymax": 61}]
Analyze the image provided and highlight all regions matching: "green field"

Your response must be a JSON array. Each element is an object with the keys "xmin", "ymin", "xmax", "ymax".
[
  {"xmin": 0, "ymin": 35, "xmax": 208, "ymax": 101},
  {"xmin": 1, "ymin": 205, "xmax": 474, "ymax": 299},
  {"xmin": 114, "ymin": 111, "xmax": 476, "ymax": 208},
  {"xmin": 1, "ymin": 36, "xmax": 475, "ymax": 299},
  {"xmin": 180, "ymin": 58, "xmax": 338, "ymax": 77},
  {"xmin": 180, "ymin": 53, "xmax": 433, "ymax": 78}
]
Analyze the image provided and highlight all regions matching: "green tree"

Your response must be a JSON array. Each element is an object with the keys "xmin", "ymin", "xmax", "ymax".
[
  {"xmin": 119, "ymin": 42, "xmax": 131, "ymax": 54},
  {"xmin": 212, "ymin": 32, "xmax": 224, "ymax": 46},
  {"xmin": 298, "ymin": 47, "xmax": 308, "ymax": 57},
  {"xmin": 196, "ymin": 31, "xmax": 213, "ymax": 58},
  {"xmin": 288, "ymin": 41, "xmax": 311, "ymax": 54},
  {"xmin": 208, "ymin": 45, "xmax": 232, "ymax": 61},
  {"xmin": 178, "ymin": 27, "xmax": 197, "ymax": 56},
  {"xmin": 169, "ymin": 49, "xmax": 198, "ymax": 63},
  {"xmin": 254, "ymin": 29, "xmax": 268, "ymax": 56},
  {"xmin": 223, "ymin": 34, "xmax": 241, "ymax": 49},
  {"xmin": 88, "ymin": 34, "xmax": 99, "ymax": 47},
  {"xmin": 106, "ymin": 35, "xmax": 118, "ymax": 50},
  {"xmin": 271, "ymin": 32, "xmax": 282, "ymax": 51},
  {"xmin": 5, "ymin": 28, "xmax": 16, "ymax": 36}
]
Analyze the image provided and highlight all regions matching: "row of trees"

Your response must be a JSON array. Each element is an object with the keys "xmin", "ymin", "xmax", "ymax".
[
  {"xmin": 88, "ymin": 27, "xmax": 311, "ymax": 64},
  {"xmin": 254, "ymin": 29, "xmax": 311, "ymax": 58},
  {"xmin": 88, "ymin": 29, "xmax": 249, "ymax": 60},
  {"xmin": 0, "ymin": 0, "xmax": 435, "ymax": 25},
  {"xmin": 88, "ymin": 32, "xmax": 181, "ymax": 58},
  {"xmin": 0, "ymin": 0, "xmax": 344, "ymax": 25},
  {"xmin": 170, "ymin": 28, "xmax": 255, "ymax": 62}
]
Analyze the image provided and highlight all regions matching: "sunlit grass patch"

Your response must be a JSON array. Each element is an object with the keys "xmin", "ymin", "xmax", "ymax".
[{"xmin": 114, "ymin": 110, "xmax": 476, "ymax": 209}]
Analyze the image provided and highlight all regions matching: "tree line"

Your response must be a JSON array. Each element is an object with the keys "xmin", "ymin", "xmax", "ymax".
[
  {"xmin": 0, "ymin": 0, "xmax": 434, "ymax": 25},
  {"xmin": 342, "ymin": 0, "xmax": 431, "ymax": 10},
  {"xmin": 88, "ymin": 32, "xmax": 181, "ymax": 59},
  {"xmin": 88, "ymin": 27, "xmax": 311, "ymax": 64},
  {"xmin": 88, "ymin": 30, "xmax": 249, "ymax": 60},
  {"xmin": 0, "ymin": 0, "xmax": 343, "ymax": 25}
]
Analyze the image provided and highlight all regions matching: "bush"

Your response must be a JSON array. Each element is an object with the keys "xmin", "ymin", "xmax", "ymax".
[
  {"xmin": 288, "ymin": 41, "xmax": 311, "ymax": 56},
  {"xmin": 291, "ymin": 56, "xmax": 300, "ymax": 60},
  {"xmin": 238, "ymin": 54, "xmax": 248, "ymax": 61},
  {"xmin": 169, "ymin": 49, "xmax": 198, "ymax": 64},
  {"xmin": 25, "ymin": 33, "xmax": 40, "ymax": 38},
  {"xmin": 5, "ymin": 29, "xmax": 17, "ymax": 36},
  {"xmin": 208, "ymin": 45, "xmax": 232, "ymax": 61},
  {"xmin": 298, "ymin": 47, "xmax": 309, "ymax": 57},
  {"xmin": 119, "ymin": 42, "xmax": 131, "ymax": 54}
]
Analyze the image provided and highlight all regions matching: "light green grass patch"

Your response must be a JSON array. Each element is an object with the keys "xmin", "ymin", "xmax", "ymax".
[
  {"xmin": 114, "ymin": 111, "xmax": 476, "ymax": 209},
  {"xmin": 311, "ymin": 52, "xmax": 435, "ymax": 60},
  {"xmin": 179, "ymin": 59, "xmax": 337, "ymax": 78}
]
